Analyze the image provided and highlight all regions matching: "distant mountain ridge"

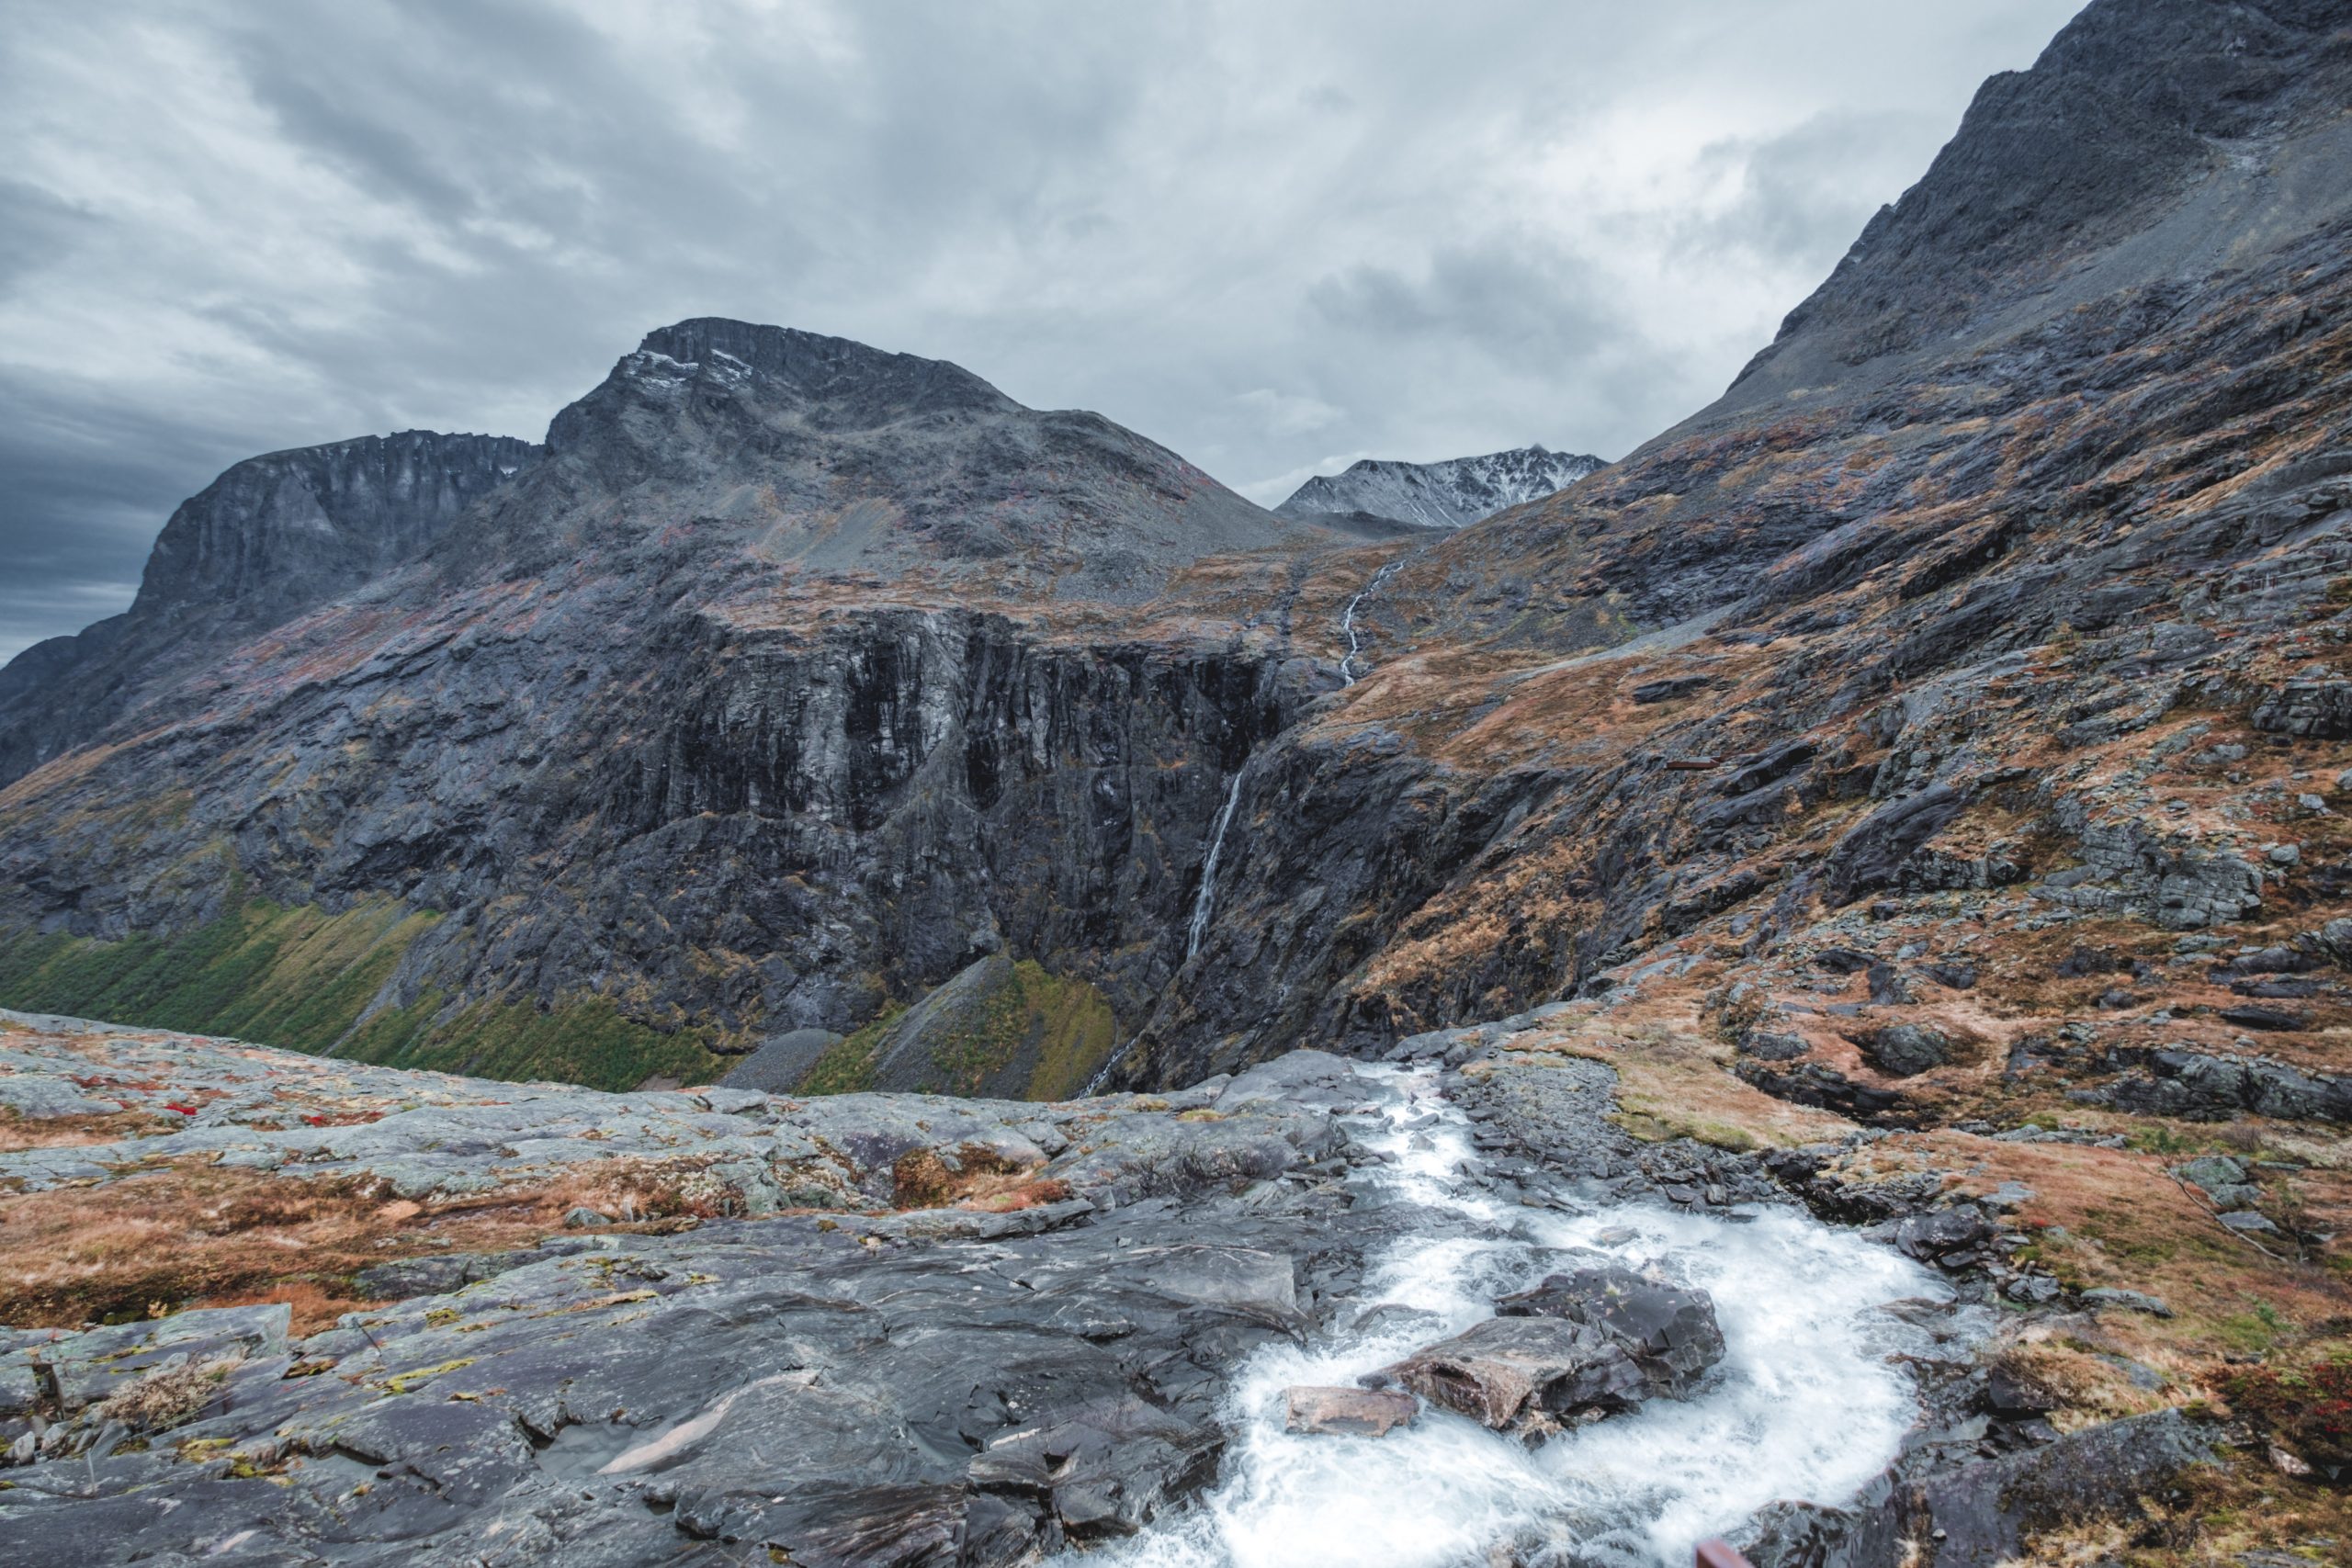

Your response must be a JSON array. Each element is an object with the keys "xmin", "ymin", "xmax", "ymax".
[{"xmin": 1274, "ymin": 445, "xmax": 1605, "ymax": 529}]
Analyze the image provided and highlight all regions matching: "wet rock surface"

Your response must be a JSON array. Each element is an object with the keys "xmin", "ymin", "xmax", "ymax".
[
  {"xmin": 1281, "ymin": 1385, "xmax": 1417, "ymax": 1438},
  {"xmin": 0, "ymin": 1034, "xmax": 1387, "ymax": 1563},
  {"xmin": 1382, "ymin": 1258, "xmax": 1725, "ymax": 1436}
]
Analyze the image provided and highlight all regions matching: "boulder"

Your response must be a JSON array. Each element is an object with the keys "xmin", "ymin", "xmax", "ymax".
[
  {"xmin": 1858, "ymin": 1024, "xmax": 1951, "ymax": 1077},
  {"xmin": 1894, "ymin": 1205, "xmax": 1992, "ymax": 1267},
  {"xmin": 2171, "ymin": 1155, "xmax": 2256, "ymax": 1209},
  {"xmin": 1496, "ymin": 1263, "xmax": 1725, "ymax": 1400},
  {"xmin": 1383, "ymin": 1316, "xmax": 1630, "ymax": 1430},
  {"xmin": 2218, "ymin": 1004, "xmax": 2308, "ymax": 1032},
  {"xmin": 2079, "ymin": 1287, "xmax": 2172, "ymax": 1317},
  {"xmin": 1385, "ymin": 1266, "xmax": 1726, "ymax": 1432}
]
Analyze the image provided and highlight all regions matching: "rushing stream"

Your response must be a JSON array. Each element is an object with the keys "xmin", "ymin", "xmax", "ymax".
[{"xmin": 1093, "ymin": 1065, "xmax": 1942, "ymax": 1568}]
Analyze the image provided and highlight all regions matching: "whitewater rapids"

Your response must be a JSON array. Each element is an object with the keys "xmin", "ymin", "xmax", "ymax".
[{"xmin": 1091, "ymin": 1065, "xmax": 1941, "ymax": 1568}]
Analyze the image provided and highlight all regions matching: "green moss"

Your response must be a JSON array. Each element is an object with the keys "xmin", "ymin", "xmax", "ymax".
[
  {"xmin": 0, "ymin": 898, "xmax": 729, "ymax": 1093},
  {"xmin": 1014, "ymin": 962, "xmax": 1117, "ymax": 1100},
  {"xmin": 797, "ymin": 961, "xmax": 1115, "ymax": 1101},
  {"xmin": 894, "ymin": 959, "xmax": 1116, "ymax": 1099},
  {"xmin": 0, "ymin": 897, "xmax": 432, "ymax": 1045},
  {"xmin": 800, "ymin": 1005, "xmax": 904, "ymax": 1096},
  {"xmin": 350, "ymin": 995, "xmax": 728, "ymax": 1091}
]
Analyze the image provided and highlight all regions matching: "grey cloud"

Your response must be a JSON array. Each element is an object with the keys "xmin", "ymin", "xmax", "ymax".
[
  {"xmin": 1689, "ymin": 108, "xmax": 1951, "ymax": 266},
  {"xmin": 0, "ymin": 0, "xmax": 2090, "ymax": 664},
  {"xmin": 1310, "ymin": 243, "xmax": 1633, "ymax": 376}
]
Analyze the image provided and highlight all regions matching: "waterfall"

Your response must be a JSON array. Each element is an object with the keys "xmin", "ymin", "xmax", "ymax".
[
  {"xmin": 1080, "ymin": 767, "xmax": 1249, "ymax": 1097},
  {"xmin": 1186, "ymin": 771, "xmax": 1246, "ymax": 960},
  {"xmin": 1339, "ymin": 559, "xmax": 1408, "ymax": 685}
]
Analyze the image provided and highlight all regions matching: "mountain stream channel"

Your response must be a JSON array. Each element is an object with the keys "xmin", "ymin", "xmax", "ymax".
[{"xmin": 1088, "ymin": 1063, "xmax": 1945, "ymax": 1568}]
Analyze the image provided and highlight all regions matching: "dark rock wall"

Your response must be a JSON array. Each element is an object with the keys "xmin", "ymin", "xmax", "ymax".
[{"xmin": 0, "ymin": 596, "xmax": 1296, "ymax": 1057}]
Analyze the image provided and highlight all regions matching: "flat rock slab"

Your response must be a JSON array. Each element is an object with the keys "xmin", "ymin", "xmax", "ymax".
[{"xmin": 1283, "ymin": 1385, "xmax": 1419, "ymax": 1437}]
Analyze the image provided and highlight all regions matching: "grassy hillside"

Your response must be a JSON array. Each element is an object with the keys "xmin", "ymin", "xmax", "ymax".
[{"xmin": 0, "ymin": 895, "xmax": 729, "ymax": 1091}]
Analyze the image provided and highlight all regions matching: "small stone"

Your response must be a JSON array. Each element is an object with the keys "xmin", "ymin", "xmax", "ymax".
[
  {"xmin": 2005, "ymin": 1274, "xmax": 2062, "ymax": 1304},
  {"xmin": 2267, "ymin": 843, "xmax": 2301, "ymax": 865},
  {"xmin": 2269, "ymin": 1443, "xmax": 2314, "ymax": 1477},
  {"xmin": 2079, "ymin": 1287, "xmax": 2171, "ymax": 1317},
  {"xmin": 561, "ymin": 1207, "xmax": 612, "ymax": 1228},
  {"xmin": 1984, "ymin": 1181, "xmax": 2035, "ymax": 1212},
  {"xmin": 1283, "ymin": 1385, "xmax": 1417, "ymax": 1438},
  {"xmin": 2217, "ymin": 1211, "xmax": 2278, "ymax": 1234}
]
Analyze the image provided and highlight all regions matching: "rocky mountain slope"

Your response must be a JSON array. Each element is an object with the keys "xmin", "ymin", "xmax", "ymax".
[
  {"xmin": 0, "ymin": 431, "xmax": 539, "ymax": 785},
  {"xmin": 1274, "ymin": 444, "xmax": 1605, "ymax": 530}
]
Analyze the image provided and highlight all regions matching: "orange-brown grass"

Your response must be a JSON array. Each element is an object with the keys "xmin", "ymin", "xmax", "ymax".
[
  {"xmin": 889, "ymin": 1145, "xmax": 1066, "ymax": 1211},
  {"xmin": 1839, "ymin": 1130, "xmax": 2349, "ymax": 1370},
  {"xmin": 0, "ymin": 1107, "xmax": 187, "ymax": 1151},
  {"xmin": 0, "ymin": 1158, "xmax": 773, "ymax": 1332},
  {"xmin": 1477, "ymin": 987, "xmax": 1856, "ymax": 1153}
]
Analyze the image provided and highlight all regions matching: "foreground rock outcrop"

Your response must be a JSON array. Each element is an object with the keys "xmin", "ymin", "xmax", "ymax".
[{"xmin": 2, "ymin": 1009, "xmax": 2270, "ymax": 1564}]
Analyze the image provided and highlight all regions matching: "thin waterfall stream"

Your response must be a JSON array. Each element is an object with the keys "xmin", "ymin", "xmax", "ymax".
[
  {"xmin": 1082, "ymin": 761, "xmax": 1251, "ymax": 1095},
  {"xmin": 1085, "ymin": 1063, "xmax": 1944, "ymax": 1568},
  {"xmin": 1338, "ymin": 558, "xmax": 1408, "ymax": 685},
  {"xmin": 1185, "ymin": 771, "xmax": 1247, "ymax": 960}
]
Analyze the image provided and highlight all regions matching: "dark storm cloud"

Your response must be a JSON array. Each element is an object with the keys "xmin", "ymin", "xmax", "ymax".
[{"xmin": 0, "ymin": 0, "xmax": 2089, "ymax": 661}]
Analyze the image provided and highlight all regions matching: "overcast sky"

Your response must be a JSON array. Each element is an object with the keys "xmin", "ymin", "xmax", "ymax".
[{"xmin": 0, "ymin": 0, "xmax": 2087, "ymax": 662}]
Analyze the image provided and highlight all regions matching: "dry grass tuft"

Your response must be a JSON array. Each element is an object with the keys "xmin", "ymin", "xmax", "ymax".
[{"xmin": 91, "ymin": 1352, "xmax": 245, "ymax": 1434}]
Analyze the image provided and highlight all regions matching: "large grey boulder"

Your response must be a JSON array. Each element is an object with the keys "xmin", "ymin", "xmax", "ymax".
[{"xmin": 1385, "ymin": 1265, "xmax": 1724, "ymax": 1433}]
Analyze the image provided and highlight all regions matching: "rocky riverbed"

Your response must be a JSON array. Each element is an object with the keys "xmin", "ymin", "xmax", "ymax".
[{"xmin": 0, "ymin": 1009, "xmax": 2252, "ymax": 1565}]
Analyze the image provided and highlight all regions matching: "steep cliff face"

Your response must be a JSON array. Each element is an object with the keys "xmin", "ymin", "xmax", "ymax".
[
  {"xmin": 0, "ymin": 430, "xmax": 540, "ymax": 786},
  {"xmin": 132, "ymin": 430, "xmax": 541, "ymax": 627}
]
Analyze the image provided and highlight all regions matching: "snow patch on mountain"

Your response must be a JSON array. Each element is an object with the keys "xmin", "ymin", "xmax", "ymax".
[{"xmin": 1274, "ymin": 445, "xmax": 1605, "ymax": 530}]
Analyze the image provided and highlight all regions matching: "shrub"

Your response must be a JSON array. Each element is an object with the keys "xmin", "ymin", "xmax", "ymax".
[{"xmin": 2217, "ymin": 1359, "xmax": 2352, "ymax": 1481}]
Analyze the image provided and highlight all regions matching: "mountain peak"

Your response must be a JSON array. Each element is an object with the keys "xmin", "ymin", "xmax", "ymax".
[
  {"xmin": 1276, "ymin": 445, "xmax": 1605, "ymax": 529},
  {"xmin": 1729, "ymin": 0, "xmax": 2352, "ymax": 397},
  {"xmin": 628, "ymin": 318, "xmax": 1019, "ymax": 422}
]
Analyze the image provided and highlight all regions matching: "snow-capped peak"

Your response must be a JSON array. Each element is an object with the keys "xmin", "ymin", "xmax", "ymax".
[{"xmin": 1273, "ymin": 444, "xmax": 1605, "ymax": 529}]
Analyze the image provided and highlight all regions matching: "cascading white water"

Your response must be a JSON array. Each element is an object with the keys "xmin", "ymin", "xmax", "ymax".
[
  {"xmin": 1339, "ymin": 560, "xmax": 1407, "ymax": 685},
  {"xmin": 1185, "ymin": 772, "xmax": 1246, "ymax": 960},
  {"xmin": 1092, "ymin": 1066, "xmax": 1942, "ymax": 1568}
]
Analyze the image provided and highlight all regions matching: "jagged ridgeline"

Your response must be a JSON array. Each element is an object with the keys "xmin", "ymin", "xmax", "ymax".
[{"xmin": 6, "ymin": 0, "xmax": 2352, "ymax": 1110}]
